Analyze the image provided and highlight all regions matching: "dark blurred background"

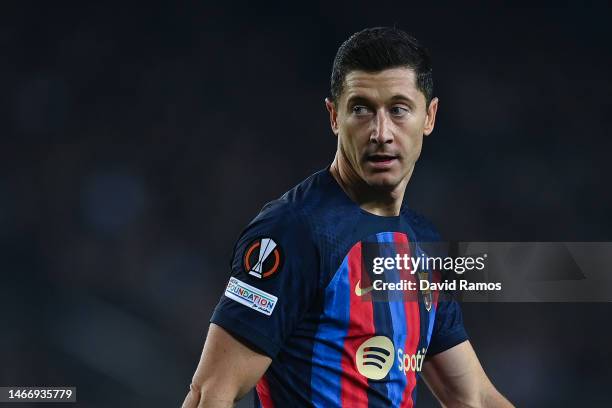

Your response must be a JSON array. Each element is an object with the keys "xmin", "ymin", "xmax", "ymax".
[{"xmin": 1, "ymin": 2, "xmax": 611, "ymax": 407}]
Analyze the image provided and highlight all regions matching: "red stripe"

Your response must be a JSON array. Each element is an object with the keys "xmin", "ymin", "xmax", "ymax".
[
  {"xmin": 394, "ymin": 232, "xmax": 421, "ymax": 408},
  {"xmin": 340, "ymin": 242, "xmax": 374, "ymax": 407},
  {"xmin": 256, "ymin": 375, "xmax": 274, "ymax": 408}
]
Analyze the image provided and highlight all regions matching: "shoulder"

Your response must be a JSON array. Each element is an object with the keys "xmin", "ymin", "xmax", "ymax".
[
  {"xmin": 249, "ymin": 169, "xmax": 334, "ymax": 230},
  {"xmin": 229, "ymin": 172, "xmax": 324, "ymax": 281},
  {"xmin": 238, "ymin": 169, "xmax": 333, "ymax": 247}
]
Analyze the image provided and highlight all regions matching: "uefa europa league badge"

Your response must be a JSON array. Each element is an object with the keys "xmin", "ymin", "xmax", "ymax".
[{"xmin": 418, "ymin": 271, "xmax": 433, "ymax": 312}]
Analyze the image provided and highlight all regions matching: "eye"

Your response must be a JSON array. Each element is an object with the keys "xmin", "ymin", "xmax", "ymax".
[
  {"xmin": 390, "ymin": 106, "xmax": 409, "ymax": 117},
  {"xmin": 352, "ymin": 105, "xmax": 371, "ymax": 116}
]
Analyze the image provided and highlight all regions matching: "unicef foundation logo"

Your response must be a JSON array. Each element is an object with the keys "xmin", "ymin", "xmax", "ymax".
[{"xmin": 355, "ymin": 336, "xmax": 395, "ymax": 380}]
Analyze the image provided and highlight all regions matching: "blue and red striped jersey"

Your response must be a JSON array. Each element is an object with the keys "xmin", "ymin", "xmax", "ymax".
[{"xmin": 211, "ymin": 168, "xmax": 468, "ymax": 407}]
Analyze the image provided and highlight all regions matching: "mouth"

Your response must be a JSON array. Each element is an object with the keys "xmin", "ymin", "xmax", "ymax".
[{"xmin": 365, "ymin": 153, "xmax": 399, "ymax": 169}]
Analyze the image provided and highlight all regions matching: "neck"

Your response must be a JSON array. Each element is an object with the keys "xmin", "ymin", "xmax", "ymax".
[{"xmin": 330, "ymin": 154, "xmax": 411, "ymax": 217}]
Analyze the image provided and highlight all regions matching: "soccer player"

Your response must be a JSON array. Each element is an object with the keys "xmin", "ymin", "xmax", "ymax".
[{"xmin": 182, "ymin": 27, "xmax": 513, "ymax": 407}]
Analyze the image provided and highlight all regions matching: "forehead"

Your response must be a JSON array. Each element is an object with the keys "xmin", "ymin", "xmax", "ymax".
[{"xmin": 342, "ymin": 67, "xmax": 423, "ymax": 104}]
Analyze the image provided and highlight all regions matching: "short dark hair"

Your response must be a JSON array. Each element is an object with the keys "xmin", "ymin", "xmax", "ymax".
[{"xmin": 330, "ymin": 27, "xmax": 434, "ymax": 107}]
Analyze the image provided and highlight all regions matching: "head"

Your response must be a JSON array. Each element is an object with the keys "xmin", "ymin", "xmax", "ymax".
[{"xmin": 326, "ymin": 27, "xmax": 438, "ymax": 193}]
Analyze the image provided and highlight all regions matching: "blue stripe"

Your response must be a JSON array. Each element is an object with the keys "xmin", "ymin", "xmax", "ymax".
[
  {"xmin": 310, "ymin": 257, "xmax": 350, "ymax": 407},
  {"xmin": 413, "ymin": 242, "xmax": 437, "ymax": 345},
  {"xmin": 378, "ymin": 232, "xmax": 409, "ymax": 406},
  {"xmin": 360, "ymin": 232, "xmax": 394, "ymax": 406},
  {"xmin": 417, "ymin": 244, "xmax": 437, "ymax": 345},
  {"xmin": 426, "ymin": 283, "xmax": 437, "ymax": 344}
]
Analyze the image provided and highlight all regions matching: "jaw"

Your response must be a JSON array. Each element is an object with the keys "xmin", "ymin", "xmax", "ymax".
[
  {"xmin": 362, "ymin": 171, "xmax": 402, "ymax": 192},
  {"xmin": 360, "ymin": 163, "xmax": 414, "ymax": 193},
  {"xmin": 333, "ymin": 145, "xmax": 415, "ymax": 196}
]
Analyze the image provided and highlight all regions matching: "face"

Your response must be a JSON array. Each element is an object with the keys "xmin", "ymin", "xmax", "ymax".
[{"xmin": 326, "ymin": 67, "xmax": 438, "ymax": 192}]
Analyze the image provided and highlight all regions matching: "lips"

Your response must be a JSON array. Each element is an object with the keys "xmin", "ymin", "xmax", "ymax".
[
  {"xmin": 365, "ymin": 153, "xmax": 399, "ymax": 169},
  {"xmin": 366, "ymin": 154, "xmax": 398, "ymax": 163}
]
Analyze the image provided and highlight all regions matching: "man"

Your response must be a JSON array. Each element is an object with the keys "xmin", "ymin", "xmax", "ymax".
[{"xmin": 183, "ymin": 27, "xmax": 513, "ymax": 407}]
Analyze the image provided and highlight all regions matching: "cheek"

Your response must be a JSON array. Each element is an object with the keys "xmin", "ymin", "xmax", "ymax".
[
  {"xmin": 396, "ymin": 125, "xmax": 424, "ymax": 157},
  {"xmin": 340, "ymin": 124, "xmax": 369, "ymax": 155},
  {"xmin": 340, "ymin": 135, "xmax": 361, "ymax": 163}
]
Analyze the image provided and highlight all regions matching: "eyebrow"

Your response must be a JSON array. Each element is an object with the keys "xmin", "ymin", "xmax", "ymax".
[
  {"xmin": 345, "ymin": 95, "xmax": 371, "ymax": 106},
  {"xmin": 388, "ymin": 94, "xmax": 415, "ymax": 104},
  {"xmin": 345, "ymin": 94, "xmax": 415, "ymax": 106}
]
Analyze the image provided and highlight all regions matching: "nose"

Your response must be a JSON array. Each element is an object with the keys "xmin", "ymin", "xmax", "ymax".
[{"xmin": 370, "ymin": 110, "xmax": 393, "ymax": 145}]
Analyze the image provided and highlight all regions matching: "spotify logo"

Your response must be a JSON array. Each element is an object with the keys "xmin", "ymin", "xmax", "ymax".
[{"xmin": 355, "ymin": 336, "xmax": 395, "ymax": 380}]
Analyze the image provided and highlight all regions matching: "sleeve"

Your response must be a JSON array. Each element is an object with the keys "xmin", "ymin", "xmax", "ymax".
[
  {"xmin": 210, "ymin": 204, "xmax": 319, "ymax": 358},
  {"xmin": 427, "ymin": 294, "xmax": 469, "ymax": 356}
]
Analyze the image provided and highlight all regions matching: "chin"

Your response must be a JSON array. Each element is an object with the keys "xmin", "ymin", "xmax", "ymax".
[{"xmin": 364, "ymin": 173, "xmax": 402, "ymax": 191}]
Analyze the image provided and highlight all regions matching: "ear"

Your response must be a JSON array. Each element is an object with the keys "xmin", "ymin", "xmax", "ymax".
[
  {"xmin": 325, "ymin": 97, "xmax": 339, "ymax": 135},
  {"xmin": 423, "ymin": 97, "xmax": 439, "ymax": 136}
]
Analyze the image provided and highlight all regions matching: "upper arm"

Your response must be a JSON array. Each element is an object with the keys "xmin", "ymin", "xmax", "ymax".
[
  {"xmin": 184, "ymin": 205, "xmax": 320, "ymax": 406},
  {"xmin": 421, "ymin": 340, "xmax": 513, "ymax": 408},
  {"xmin": 182, "ymin": 323, "xmax": 271, "ymax": 407},
  {"xmin": 210, "ymin": 205, "xmax": 320, "ymax": 357}
]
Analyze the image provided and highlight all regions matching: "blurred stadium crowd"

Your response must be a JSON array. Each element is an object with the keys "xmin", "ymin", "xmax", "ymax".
[{"xmin": 1, "ymin": 2, "xmax": 611, "ymax": 407}]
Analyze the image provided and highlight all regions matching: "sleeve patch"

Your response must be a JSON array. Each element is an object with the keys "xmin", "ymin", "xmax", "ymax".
[
  {"xmin": 243, "ymin": 237, "xmax": 283, "ymax": 279},
  {"xmin": 224, "ymin": 277, "xmax": 278, "ymax": 316}
]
